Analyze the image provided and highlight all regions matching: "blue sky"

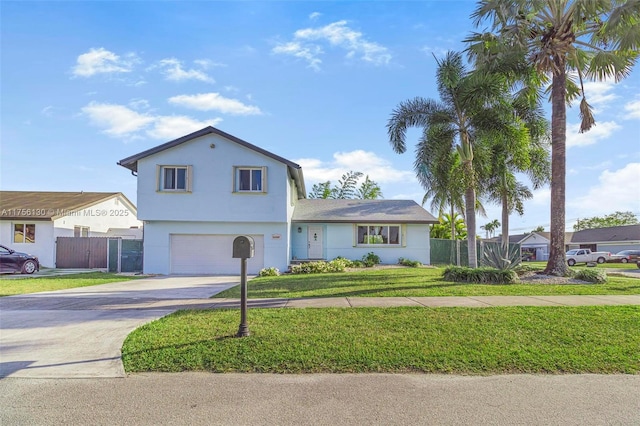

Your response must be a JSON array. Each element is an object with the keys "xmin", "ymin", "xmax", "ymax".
[{"xmin": 2, "ymin": 1, "xmax": 639, "ymax": 234}]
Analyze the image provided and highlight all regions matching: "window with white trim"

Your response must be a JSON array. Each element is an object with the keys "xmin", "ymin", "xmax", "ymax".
[
  {"xmin": 74, "ymin": 226, "xmax": 89, "ymax": 237},
  {"xmin": 14, "ymin": 223, "xmax": 36, "ymax": 243},
  {"xmin": 234, "ymin": 167, "xmax": 266, "ymax": 193},
  {"xmin": 357, "ymin": 225, "xmax": 400, "ymax": 245},
  {"xmin": 158, "ymin": 166, "xmax": 192, "ymax": 192}
]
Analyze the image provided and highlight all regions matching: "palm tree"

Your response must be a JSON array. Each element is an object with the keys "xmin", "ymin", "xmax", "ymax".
[
  {"xmin": 388, "ymin": 51, "xmax": 510, "ymax": 268},
  {"xmin": 481, "ymin": 219, "xmax": 501, "ymax": 239},
  {"xmin": 470, "ymin": 0, "xmax": 640, "ymax": 275},
  {"xmin": 431, "ymin": 212, "xmax": 468, "ymax": 240}
]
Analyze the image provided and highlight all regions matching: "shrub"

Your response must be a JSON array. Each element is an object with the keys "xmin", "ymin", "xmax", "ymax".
[
  {"xmin": 350, "ymin": 260, "xmax": 366, "ymax": 268},
  {"xmin": 514, "ymin": 264, "xmax": 538, "ymax": 276},
  {"xmin": 258, "ymin": 267, "xmax": 280, "ymax": 277},
  {"xmin": 290, "ymin": 259, "xmax": 347, "ymax": 274},
  {"xmin": 443, "ymin": 266, "xmax": 518, "ymax": 284},
  {"xmin": 332, "ymin": 256, "xmax": 355, "ymax": 268},
  {"xmin": 574, "ymin": 268, "xmax": 607, "ymax": 283},
  {"xmin": 398, "ymin": 257, "xmax": 422, "ymax": 267},
  {"xmin": 362, "ymin": 252, "xmax": 381, "ymax": 267},
  {"xmin": 482, "ymin": 243, "xmax": 521, "ymax": 270}
]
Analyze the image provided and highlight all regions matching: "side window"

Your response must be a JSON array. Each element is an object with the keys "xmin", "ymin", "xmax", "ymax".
[
  {"xmin": 158, "ymin": 166, "xmax": 192, "ymax": 192},
  {"xmin": 14, "ymin": 223, "xmax": 36, "ymax": 243},
  {"xmin": 234, "ymin": 167, "xmax": 266, "ymax": 193}
]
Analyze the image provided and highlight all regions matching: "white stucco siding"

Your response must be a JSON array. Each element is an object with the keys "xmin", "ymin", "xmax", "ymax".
[
  {"xmin": 51, "ymin": 196, "xmax": 141, "ymax": 234},
  {"xmin": 136, "ymin": 134, "xmax": 291, "ymax": 223},
  {"xmin": 143, "ymin": 221, "xmax": 290, "ymax": 275},
  {"xmin": 0, "ymin": 220, "xmax": 55, "ymax": 267},
  {"xmin": 291, "ymin": 223, "xmax": 431, "ymax": 265}
]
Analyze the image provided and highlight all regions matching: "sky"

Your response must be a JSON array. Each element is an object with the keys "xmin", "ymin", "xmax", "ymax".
[{"xmin": 2, "ymin": 1, "xmax": 639, "ymax": 235}]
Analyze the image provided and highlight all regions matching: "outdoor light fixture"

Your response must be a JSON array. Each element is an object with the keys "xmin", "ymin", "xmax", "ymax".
[{"xmin": 297, "ymin": 227, "xmax": 302, "ymax": 233}]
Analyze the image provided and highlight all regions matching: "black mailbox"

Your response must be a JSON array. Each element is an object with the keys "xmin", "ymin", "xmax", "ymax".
[{"xmin": 233, "ymin": 236, "xmax": 255, "ymax": 259}]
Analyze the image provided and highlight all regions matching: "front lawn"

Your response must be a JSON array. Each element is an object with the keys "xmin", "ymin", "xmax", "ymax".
[
  {"xmin": 213, "ymin": 267, "xmax": 640, "ymax": 299},
  {"xmin": 0, "ymin": 272, "xmax": 141, "ymax": 297},
  {"xmin": 122, "ymin": 305, "xmax": 640, "ymax": 374}
]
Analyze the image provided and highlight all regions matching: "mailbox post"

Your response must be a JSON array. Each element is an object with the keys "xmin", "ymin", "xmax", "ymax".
[{"xmin": 232, "ymin": 236, "xmax": 254, "ymax": 337}]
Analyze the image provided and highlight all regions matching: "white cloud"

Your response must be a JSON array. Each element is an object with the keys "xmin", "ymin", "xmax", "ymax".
[
  {"xmin": 72, "ymin": 48, "xmax": 138, "ymax": 77},
  {"xmin": 128, "ymin": 98, "xmax": 150, "ymax": 110},
  {"xmin": 531, "ymin": 187, "xmax": 550, "ymax": 206},
  {"xmin": 156, "ymin": 58, "xmax": 214, "ymax": 83},
  {"xmin": 168, "ymin": 93, "xmax": 262, "ymax": 115},
  {"xmin": 41, "ymin": 106, "xmax": 54, "ymax": 117},
  {"xmin": 81, "ymin": 101, "xmax": 221, "ymax": 140},
  {"xmin": 146, "ymin": 116, "xmax": 222, "ymax": 140},
  {"xmin": 566, "ymin": 121, "xmax": 620, "ymax": 148},
  {"xmin": 82, "ymin": 102, "xmax": 155, "ymax": 137},
  {"xmin": 272, "ymin": 42, "xmax": 323, "ymax": 71},
  {"xmin": 624, "ymin": 99, "xmax": 640, "ymax": 120},
  {"xmin": 293, "ymin": 150, "xmax": 413, "ymax": 185},
  {"xmin": 309, "ymin": 12, "xmax": 322, "ymax": 20},
  {"xmin": 273, "ymin": 20, "xmax": 391, "ymax": 70},
  {"xmin": 582, "ymin": 81, "xmax": 617, "ymax": 107},
  {"xmin": 421, "ymin": 45, "xmax": 448, "ymax": 58},
  {"xmin": 568, "ymin": 163, "xmax": 640, "ymax": 214}
]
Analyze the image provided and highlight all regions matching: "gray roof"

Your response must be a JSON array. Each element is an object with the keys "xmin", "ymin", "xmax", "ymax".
[
  {"xmin": 292, "ymin": 199, "xmax": 438, "ymax": 224},
  {"xmin": 570, "ymin": 224, "xmax": 640, "ymax": 243},
  {"xmin": 118, "ymin": 126, "xmax": 306, "ymax": 199}
]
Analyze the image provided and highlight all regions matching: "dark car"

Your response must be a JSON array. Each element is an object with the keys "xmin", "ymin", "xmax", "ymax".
[
  {"xmin": 0, "ymin": 244, "xmax": 39, "ymax": 274},
  {"xmin": 608, "ymin": 250, "xmax": 640, "ymax": 264}
]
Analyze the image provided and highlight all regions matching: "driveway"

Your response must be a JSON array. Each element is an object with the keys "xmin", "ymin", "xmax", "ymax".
[{"xmin": 0, "ymin": 276, "xmax": 240, "ymax": 378}]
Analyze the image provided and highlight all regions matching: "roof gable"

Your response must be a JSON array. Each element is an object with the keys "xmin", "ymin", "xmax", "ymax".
[
  {"xmin": 0, "ymin": 191, "xmax": 135, "ymax": 220},
  {"xmin": 118, "ymin": 126, "xmax": 306, "ymax": 198},
  {"xmin": 292, "ymin": 199, "xmax": 438, "ymax": 223},
  {"xmin": 570, "ymin": 224, "xmax": 640, "ymax": 243}
]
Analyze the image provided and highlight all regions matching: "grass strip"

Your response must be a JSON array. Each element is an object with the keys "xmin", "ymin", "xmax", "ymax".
[
  {"xmin": 0, "ymin": 272, "xmax": 141, "ymax": 296},
  {"xmin": 122, "ymin": 305, "xmax": 640, "ymax": 374},
  {"xmin": 214, "ymin": 268, "xmax": 640, "ymax": 299}
]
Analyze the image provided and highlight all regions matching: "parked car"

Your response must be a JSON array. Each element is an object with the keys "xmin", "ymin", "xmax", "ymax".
[
  {"xmin": 0, "ymin": 244, "xmax": 39, "ymax": 274},
  {"xmin": 608, "ymin": 250, "xmax": 640, "ymax": 264},
  {"xmin": 565, "ymin": 249, "xmax": 611, "ymax": 266}
]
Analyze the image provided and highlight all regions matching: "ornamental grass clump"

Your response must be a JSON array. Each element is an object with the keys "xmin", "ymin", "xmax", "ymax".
[
  {"xmin": 443, "ymin": 266, "xmax": 518, "ymax": 284},
  {"xmin": 398, "ymin": 258, "xmax": 422, "ymax": 267},
  {"xmin": 574, "ymin": 268, "xmax": 607, "ymax": 284}
]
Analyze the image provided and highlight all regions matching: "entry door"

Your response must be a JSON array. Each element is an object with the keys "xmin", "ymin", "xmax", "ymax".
[{"xmin": 308, "ymin": 226, "xmax": 323, "ymax": 259}]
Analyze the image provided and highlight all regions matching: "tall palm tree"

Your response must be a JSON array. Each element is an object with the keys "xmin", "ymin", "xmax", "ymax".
[
  {"xmin": 388, "ymin": 51, "xmax": 509, "ymax": 268},
  {"xmin": 481, "ymin": 219, "xmax": 501, "ymax": 238},
  {"xmin": 470, "ymin": 0, "xmax": 640, "ymax": 275}
]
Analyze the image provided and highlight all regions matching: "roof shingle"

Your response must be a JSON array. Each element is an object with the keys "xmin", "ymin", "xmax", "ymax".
[{"xmin": 292, "ymin": 199, "xmax": 438, "ymax": 223}]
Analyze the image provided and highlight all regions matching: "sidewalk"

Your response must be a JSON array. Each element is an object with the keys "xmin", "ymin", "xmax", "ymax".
[{"xmin": 214, "ymin": 294, "xmax": 640, "ymax": 309}]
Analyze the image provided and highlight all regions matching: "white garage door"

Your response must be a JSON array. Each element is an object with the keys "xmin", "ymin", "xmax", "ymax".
[{"xmin": 170, "ymin": 234, "xmax": 264, "ymax": 275}]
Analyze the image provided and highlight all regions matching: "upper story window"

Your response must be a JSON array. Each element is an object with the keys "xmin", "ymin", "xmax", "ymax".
[
  {"xmin": 14, "ymin": 223, "xmax": 36, "ymax": 243},
  {"xmin": 158, "ymin": 166, "xmax": 192, "ymax": 192},
  {"xmin": 234, "ymin": 167, "xmax": 267, "ymax": 193},
  {"xmin": 357, "ymin": 225, "xmax": 400, "ymax": 246}
]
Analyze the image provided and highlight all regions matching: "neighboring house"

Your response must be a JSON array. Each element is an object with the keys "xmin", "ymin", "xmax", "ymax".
[
  {"xmin": 118, "ymin": 126, "xmax": 438, "ymax": 275},
  {"xmin": 491, "ymin": 224, "xmax": 640, "ymax": 260},
  {"xmin": 566, "ymin": 224, "xmax": 640, "ymax": 253},
  {"xmin": 0, "ymin": 191, "xmax": 141, "ymax": 267}
]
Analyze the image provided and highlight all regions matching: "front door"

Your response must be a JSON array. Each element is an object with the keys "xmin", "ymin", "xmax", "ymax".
[{"xmin": 308, "ymin": 226, "xmax": 323, "ymax": 259}]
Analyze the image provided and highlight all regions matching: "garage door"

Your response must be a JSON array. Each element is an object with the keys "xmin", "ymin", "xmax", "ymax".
[{"xmin": 170, "ymin": 234, "xmax": 264, "ymax": 275}]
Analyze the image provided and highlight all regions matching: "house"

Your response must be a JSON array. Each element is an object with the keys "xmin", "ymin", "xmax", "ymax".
[
  {"xmin": 0, "ymin": 191, "xmax": 141, "ymax": 268},
  {"xmin": 118, "ymin": 126, "xmax": 438, "ymax": 275},
  {"xmin": 491, "ymin": 224, "xmax": 640, "ymax": 260}
]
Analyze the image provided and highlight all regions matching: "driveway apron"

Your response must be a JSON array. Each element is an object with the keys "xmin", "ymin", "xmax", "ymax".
[{"xmin": 0, "ymin": 276, "xmax": 239, "ymax": 379}]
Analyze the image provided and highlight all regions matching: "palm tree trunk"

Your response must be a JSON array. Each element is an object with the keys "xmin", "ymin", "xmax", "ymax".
[
  {"xmin": 501, "ymin": 192, "xmax": 509, "ymax": 246},
  {"xmin": 463, "ymin": 161, "xmax": 477, "ymax": 268},
  {"xmin": 545, "ymin": 68, "xmax": 569, "ymax": 276},
  {"xmin": 450, "ymin": 204, "xmax": 456, "ymax": 240}
]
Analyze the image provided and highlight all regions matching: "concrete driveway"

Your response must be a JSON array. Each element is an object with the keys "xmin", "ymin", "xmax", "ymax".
[{"xmin": 0, "ymin": 276, "xmax": 240, "ymax": 378}]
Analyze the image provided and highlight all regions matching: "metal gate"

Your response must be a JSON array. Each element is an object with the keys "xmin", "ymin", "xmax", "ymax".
[
  {"xmin": 55, "ymin": 237, "xmax": 108, "ymax": 268},
  {"xmin": 108, "ymin": 239, "xmax": 143, "ymax": 273}
]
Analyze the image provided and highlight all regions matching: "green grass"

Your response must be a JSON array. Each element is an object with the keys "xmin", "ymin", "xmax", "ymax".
[
  {"xmin": 0, "ymin": 272, "xmax": 141, "ymax": 296},
  {"xmin": 213, "ymin": 267, "xmax": 640, "ymax": 299},
  {"xmin": 122, "ymin": 305, "xmax": 640, "ymax": 374}
]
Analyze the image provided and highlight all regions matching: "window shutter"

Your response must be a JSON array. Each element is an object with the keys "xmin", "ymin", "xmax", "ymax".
[
  {"xmin": 262, "ymin": 167, "xmax": 267, "ymax": 193},
  {"xmin": 156, "ymin": 165, "xmax": 161, "ymax": 191},
  {"xmin": 353, "ymin": 224, "xmax": 357, "ymax": 247},
  {"xmin": 402, "ymin": 224, "xmax": 407, "ymax": 247},
  {"xmin": 187, "ymin": 165, "xmax": 193, "ymax": 192}
]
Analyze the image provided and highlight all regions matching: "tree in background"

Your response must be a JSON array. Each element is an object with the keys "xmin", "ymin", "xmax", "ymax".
[
  {"xmin": 574, "ymin": 211, "xmax": 638, "ymax": 231},
  {"xmin": 308, "ymin": 171, "xmax": 383, "ymax": 200},
  {"xmin": 531, "ymin": 226, "xmax": 546, "ymax": 233},
  {"xmin": 470, "ymin": 0, "xmax": 640, "ymax": 276},
  {"xmin": 431, "ymin": 213, "xmax": 468, "ymax": 240},
  {"xmin": 481, "ymin": 219, "xmax": 500, "ymax": 239}
]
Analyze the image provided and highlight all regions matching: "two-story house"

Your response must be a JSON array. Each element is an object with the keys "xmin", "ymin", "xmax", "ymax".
[{"xmin": 118, "ymin": 126, "xmax": 437, "ymax": 275}]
